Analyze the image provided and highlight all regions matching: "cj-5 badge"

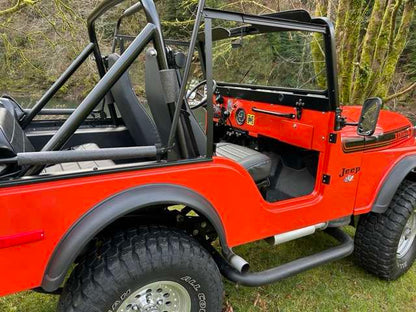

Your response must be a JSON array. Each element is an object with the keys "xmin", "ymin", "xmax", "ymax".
[{"xmin": 339, "ymin": 167, "xmax": 360, "ymax": 183}]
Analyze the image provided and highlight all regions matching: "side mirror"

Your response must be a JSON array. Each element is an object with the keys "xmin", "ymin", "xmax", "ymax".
[{"xmin": 357, "ymin": 97, "xmax": 382, "ymax": 136}]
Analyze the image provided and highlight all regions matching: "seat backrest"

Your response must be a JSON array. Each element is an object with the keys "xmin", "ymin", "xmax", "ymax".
[
  {"xmin": 0, "ymin": 105, "xmax": 35, "ymax": 174},
  {"xmin": 0, "ymin": 96, "xmax": 25, "ymax": 121},
  {"xmin": 0, "ymin": 106, "xmax": 34, "ymax": 157},
  {"xmin": 108, "ymin": 53, "xmax": 161, "ymax": 146}
]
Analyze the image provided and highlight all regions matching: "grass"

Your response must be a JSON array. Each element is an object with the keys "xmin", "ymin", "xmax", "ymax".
[{"xmin": 1, "ymin": 228, "xmax": 415, "ymax": 312}]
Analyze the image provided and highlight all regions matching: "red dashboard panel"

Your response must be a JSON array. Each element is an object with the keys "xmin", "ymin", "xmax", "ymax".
[
  {"xmin": 279, "ymin": 119, "xmax": 314, "ymax": 149},
  {"xmin": 216, "ymin": 96, "xmax": 332, "ymax": 151}
]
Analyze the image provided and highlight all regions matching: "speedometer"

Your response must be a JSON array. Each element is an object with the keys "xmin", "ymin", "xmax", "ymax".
[{"xmin": 235, "ymin": 108, "xmax": 246, "ymax": 125}]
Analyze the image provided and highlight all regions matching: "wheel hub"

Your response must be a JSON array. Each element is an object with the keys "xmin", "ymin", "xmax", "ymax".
[
  {"xmin": 397, "ymin": 209, "xmax": 416, "ymax": 259},
  {"xmin": 116, "ymin": 281, "xmax": 191, "ymax": 312}
]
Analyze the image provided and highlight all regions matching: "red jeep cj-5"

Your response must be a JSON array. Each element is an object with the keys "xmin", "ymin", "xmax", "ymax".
[{"xmin": 0, "ymin": 1, "xmax": 415, "ymax": 311}]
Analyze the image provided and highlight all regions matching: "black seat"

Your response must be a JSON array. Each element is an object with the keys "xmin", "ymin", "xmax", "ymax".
[
  {"xmin": 141, "ymin": 48, "xmax": 271, "ymax": 181},
  {"xmin": 216, "ymin": 142, "xmax": 272, "ymax": 182},
  {"xmin": 42, "ymin": 143, "xmax": 115, "ymax": 174},
  {"xmin": 108, "ymin": 53, "xmax": 271, "ymax": 182},
  {"xmin": 108, "ymin": 53, "xmax": 161, "ymax": 146},
  {"xmin": 0, "ymin": 106, "xmax": 35, "ymax": 175},
  {"xmin": 0, "ymin": 102, "xmax": 114, "ymax": 176}
]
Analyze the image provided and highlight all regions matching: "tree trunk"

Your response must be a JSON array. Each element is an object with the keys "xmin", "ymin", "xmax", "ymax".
[
  {"xmin": 375, "ymin": 0, "xmax": 416, "ymax": 98},
  {"xmin": 338, "ymin": 0, "xmax": 366, "ymax": 104},
  {"xmin": 351, "ymin": 0, "xmax": 386, "ymax": 103}
]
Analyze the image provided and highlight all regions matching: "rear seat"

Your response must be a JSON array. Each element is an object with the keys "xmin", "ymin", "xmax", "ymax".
[
  {"xmin": 42, "ymin": 143, "xmax": 115, "ymax": 174},
  {"xmin": 0, "ymin": 97, "xmax": 272, "ymax": 181},
  {"xmin": 0, "ymin": 105, "xmax": 115, "ymax": 176}
]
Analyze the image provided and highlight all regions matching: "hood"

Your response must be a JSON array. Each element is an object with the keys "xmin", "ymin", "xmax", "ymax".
[{"xmin": 340, "ymin": 106, "xmax": 415, "ymax": 153}]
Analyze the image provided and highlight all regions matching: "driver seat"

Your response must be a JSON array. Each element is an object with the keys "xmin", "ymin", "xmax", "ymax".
[
  {"xmin": 109, "ymin": 52, "xmax": 272, "ymax": 183},
  {"xmin": 216, "ymin": 142, "xmax": 272, "ymax": 183}
]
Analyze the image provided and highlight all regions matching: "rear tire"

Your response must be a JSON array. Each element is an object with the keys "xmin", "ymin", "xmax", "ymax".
[
  {"xmin": 354, "ymin": 180, "xmax": 416, "ymax": 280},
  {"xmin": 57, "ymin": 226, "xmax": 223, "ymax": 312}
]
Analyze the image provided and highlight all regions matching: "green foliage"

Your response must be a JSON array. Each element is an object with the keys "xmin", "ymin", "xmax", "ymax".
[
  {"xmin": 402, "ymin": 11, "xmax": 416, "ymax": 82},
  {"xmin": 335, "ymin": 0, "xmax": 416, "ymax": 105},
  {"xmin": 0, "ymin": 0, "xmax": 415, "ymax": 111},
  {"xmin": 212, "ymin": 31, "xmax": 325, "ymax": 90}
]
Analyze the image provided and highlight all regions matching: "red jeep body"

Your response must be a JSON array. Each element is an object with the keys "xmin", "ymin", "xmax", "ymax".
[
  {"xmin": 0, "ymin": 0, "xmax": 415, "ymax": 305},
  {"xmin": 0, "ymin": 103, "xmax": 414, "ymax": 297}
]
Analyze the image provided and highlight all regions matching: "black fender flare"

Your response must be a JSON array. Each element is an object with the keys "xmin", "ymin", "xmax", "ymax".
[
  {"xmin": 372, "ymin": 155, "xmax": 416, "ymax": 213},
  {"xmin": 41, "ymin": 183, "xmax": 227, "ymax": 292}
]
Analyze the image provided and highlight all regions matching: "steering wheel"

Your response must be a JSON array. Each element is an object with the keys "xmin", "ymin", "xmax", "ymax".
[{"xmin": 186, "ymin": 80, "xmax": 217, "ymax": 110}]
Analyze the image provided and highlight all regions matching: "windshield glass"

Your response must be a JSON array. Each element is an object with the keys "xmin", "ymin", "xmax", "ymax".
[{"xmin": 212, "ymin": 28, "xmax": 327, "ymax": 91}]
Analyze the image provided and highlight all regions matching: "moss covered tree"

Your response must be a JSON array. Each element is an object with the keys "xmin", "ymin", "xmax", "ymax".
[{"xmin": 316, "ymin": 0, "xmax": 416, "ymax": 105}]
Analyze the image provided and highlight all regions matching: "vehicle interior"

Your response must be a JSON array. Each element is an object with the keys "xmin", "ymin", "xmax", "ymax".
[{"xmin": 0, "ymin": 1, "xmax": 336, "ymax": 203}]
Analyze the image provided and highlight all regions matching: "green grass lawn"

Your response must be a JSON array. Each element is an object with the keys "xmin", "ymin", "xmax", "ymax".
[{"xmin": 1, "ymin": 227, "xmax": 415, "ymax": 312}]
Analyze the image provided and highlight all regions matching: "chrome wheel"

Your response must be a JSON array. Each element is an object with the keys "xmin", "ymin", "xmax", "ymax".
[
  {"xmin": 116, "ymin": 281, "xmax": 191, "ymax": 312},
  {"xmin": 397, "ymin": 209, "xmax": 416, "ymax": 259}
]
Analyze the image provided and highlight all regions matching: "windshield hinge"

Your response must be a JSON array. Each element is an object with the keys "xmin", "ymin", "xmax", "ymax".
[{"xmin": 295, "ymin": 99, "xmax": 304, "ymax": 120}]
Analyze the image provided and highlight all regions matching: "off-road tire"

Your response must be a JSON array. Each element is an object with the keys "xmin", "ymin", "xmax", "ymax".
[
  {"xmin": 354, "ymin": 180, "xmax": 416, "ymax": 280},
  {"xmin": 57, "ymin": 226, "xmax": 223, "ymax": 312}
]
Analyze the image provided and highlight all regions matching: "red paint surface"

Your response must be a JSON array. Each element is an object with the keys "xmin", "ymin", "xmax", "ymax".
[{"xmin": 0, "ymin": 99, "xmax": 414, "ymax": 296}]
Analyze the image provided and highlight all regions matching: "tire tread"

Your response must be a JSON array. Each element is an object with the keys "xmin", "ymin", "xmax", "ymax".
[
  {"xmin": 58, "ymin": 226, "xmax": 222, "ymax": 312},
  {"xmin": 355, "ymin": 180, "xmax": 416, "ymax": 280}
]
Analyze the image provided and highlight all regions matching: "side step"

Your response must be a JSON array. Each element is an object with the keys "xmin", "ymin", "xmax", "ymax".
[{"xmin": 213, "ymin": 228, "xmax": 353, "ymax": 287}]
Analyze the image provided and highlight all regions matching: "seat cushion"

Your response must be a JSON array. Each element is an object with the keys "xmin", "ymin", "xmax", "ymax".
[
  {"xmin": 216, "ymin": 142, "xmax": 272, "ymax": 182},
  {"xmin": 42, "ymin": 143, "xmax": 115, "ymax": 174}
]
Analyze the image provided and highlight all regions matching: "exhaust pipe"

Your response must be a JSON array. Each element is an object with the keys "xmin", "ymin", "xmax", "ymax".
[
  {"xmin": 223, "ymin": 250, "xmax": 250, "ymax": 273},
  {"xmin": 213, "ymin": 228, "xmax": 354, "ymax": 287},
  {"xmin": 265, "ymin": 223, "xmax": 327, "ymax": 245},
  {"xmin": 223, "ymin": 223, "xmax": 328, "ymax": 273}
]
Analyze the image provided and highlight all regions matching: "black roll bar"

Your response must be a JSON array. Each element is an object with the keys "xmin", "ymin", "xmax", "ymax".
[
  {"xmin": 23, "ymin": 108, "xmax": 102, "ymax": 116},
  {"xmin": 112, "ymin": 2, "xmax": 143, "ymax": 52},
  {"xmin": 22, "ymin": 23, "xmax": 158, "ymax": 175},
  {"xmin": 87, "ymin": 0, "xmax": 126, "ymax": 77},
  {"xmin": 41, "ymin": 23, "xmax": 157, "ymax": 153},
  {"xmin": 122, "ymin": 1, "xmax": 143, "ymax": 18},
  {"xmin": 104, "ymin": 0, "xmax": 168, "ymax": 69},
  {"xmin": 12, "ymin": 146, "xmax": 159, "ymax": 166},
  {"xmin": 204, "ymin": 17, "xmax": 214, "ymax": 157},
  {"xmin": 167, "ymin": 0, "xmax": 207, "ymax": 150},
  {"xmin": 21, "ymin": 43, "xmax": 95, "ymax": 128},
  {"xmin": 23, "ymin": 0, "xmax": 168, "ymax": 130}
]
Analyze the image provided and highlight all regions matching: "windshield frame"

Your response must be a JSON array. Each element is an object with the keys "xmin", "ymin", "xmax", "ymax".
[{"xmin": 201, "ymin": 8, "xmax": 339, "ymax": 112}]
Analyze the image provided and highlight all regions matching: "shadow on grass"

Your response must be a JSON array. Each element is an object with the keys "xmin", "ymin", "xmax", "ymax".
[
  {"xmin": 224, "ymin": 226, "xmax": 416, "ymax": 311},
  {"xmin": 1, "ymin": 227, "xmax": 415, "ymax": 312}
]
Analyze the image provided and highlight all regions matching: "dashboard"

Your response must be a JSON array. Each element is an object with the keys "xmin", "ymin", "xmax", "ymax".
[{"xmin": 213, "ymin": 85, "xmax": 333, "ymax": 152}]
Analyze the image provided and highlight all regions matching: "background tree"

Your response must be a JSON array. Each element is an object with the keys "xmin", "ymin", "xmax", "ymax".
[
  {"xmin": 0, "ymin": 0, "xmax": 415, "ymax": 120},
  {"xmin": 317, "ymin": 0, "xmax": 416, "ymax": 106}
]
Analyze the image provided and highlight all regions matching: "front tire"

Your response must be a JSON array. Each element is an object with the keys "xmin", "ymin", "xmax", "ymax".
[
  {"xmin": 355, "ymin": 180, "xmax": 416, "ymax": 280},
  {"xmin": 58, "ymin": 226, "xmax": 223, "ymax": 312}
]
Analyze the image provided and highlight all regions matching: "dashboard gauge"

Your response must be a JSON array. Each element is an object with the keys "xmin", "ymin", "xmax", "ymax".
[{"xmin": 235, "ymin": 108, "xmax": 246, "ymax": 125}]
